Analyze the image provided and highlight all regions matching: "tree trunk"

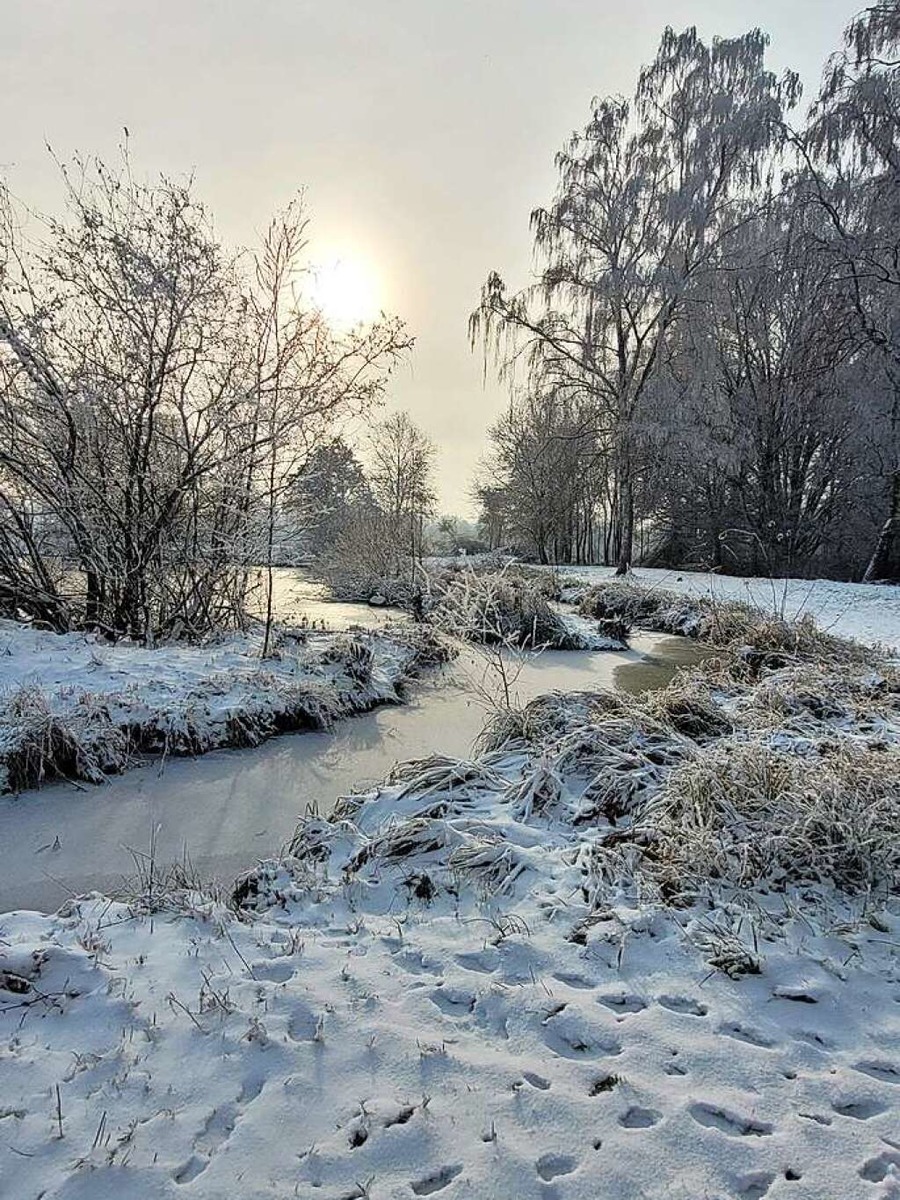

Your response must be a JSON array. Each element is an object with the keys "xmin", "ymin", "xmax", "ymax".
[
  {"xmin": 864, "ymin": 468, "xmax": 900, "ymax": 583},
  {"xmin": 615, "ymin": 474, "xmax": 634, "ymax": 576}
]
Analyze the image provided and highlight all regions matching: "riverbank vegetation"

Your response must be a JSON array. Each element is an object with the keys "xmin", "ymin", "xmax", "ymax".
[{"xmin": 0, "ymin": 618, "xmax": 450, "ymax": 794}]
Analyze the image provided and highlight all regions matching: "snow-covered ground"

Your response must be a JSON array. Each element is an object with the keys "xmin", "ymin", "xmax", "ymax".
[
  {"xmin": 552, "ymin": 565, "xmax": 900, "ymax": 652},
  {"xmin": 3, "ymin": 885, "xmax": 898, "ymax": 1200},
  {"xmin": 4, "ymin": 655, "xmax": 900, "ymax": 1197}
]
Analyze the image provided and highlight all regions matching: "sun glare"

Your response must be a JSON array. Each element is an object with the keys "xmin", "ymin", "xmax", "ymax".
[{"xmin": 310, "ymin": 256, "xmax": 380, "ymax": 326}]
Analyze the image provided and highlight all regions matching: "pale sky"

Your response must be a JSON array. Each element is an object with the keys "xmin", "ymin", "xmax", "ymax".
[{"xmin": 1, "ymin": 0, "xmax": 863, "ymax": 516}]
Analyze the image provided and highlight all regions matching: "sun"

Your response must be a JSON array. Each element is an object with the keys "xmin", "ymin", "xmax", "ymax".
[{"xmin": 310, "ymin": 256, "xmax": 380, "ymax": 326}]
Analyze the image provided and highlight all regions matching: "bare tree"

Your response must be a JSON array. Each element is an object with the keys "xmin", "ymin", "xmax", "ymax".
[
  {"xmin": 367, "ymin": 411, "xmax": 437, "ymax": 568},
  {"xmin": 245, "ymin": 198, "xmax": 411, "ymax": 654},
  {"xmin": 0, "ymin": 160, "xmax": 411, "ymax": 642},
  {"xmin": 0, "ymin": 155, "xmax": 252, "ymax": 637}
]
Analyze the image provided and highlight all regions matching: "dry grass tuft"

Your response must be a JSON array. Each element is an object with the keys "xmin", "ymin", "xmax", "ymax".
[
  {"xmin": 431, "ymin": 566, "xmax": 584, "ymax": 650},
  {"xmin": 643, "ymin": 739, "xmax": 900, "ymax": 896},
  {"xmin": 0, "ymin": 685, "xmax": 129, "ymax": 792}
]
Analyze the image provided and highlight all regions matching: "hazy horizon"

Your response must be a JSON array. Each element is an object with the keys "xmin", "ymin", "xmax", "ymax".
[{"xmin": 1, "ymin": 0, "xmax": 863, "ymax": 516}]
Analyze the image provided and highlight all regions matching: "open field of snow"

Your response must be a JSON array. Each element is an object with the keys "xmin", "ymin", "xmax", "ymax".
[{"xmin": 551, "ymin": 565, "xmax": 900, "ymax": 652}]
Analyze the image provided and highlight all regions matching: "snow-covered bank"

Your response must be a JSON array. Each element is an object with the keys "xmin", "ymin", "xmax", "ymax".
[
  {"xmin": 550, "ymin": 565, "xmax": 900, "ymax": 651},
  {"xmin": 0, "ymin": 620, "xmax": 449, "ymax": 794}
]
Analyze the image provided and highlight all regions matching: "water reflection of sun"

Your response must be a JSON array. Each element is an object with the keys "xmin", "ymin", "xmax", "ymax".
[{"xmin": 310, "ymin": 256, "xmax": 380, "ymax": 325}]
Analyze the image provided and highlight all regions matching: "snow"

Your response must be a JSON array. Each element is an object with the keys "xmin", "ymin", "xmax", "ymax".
[
  {"xmin": 552, "ymin": 565, "xmax": 900, "ymax": 651},
  {"xmin": 0, "ymin": 620, "xmax": 398, "ymax": 718},
  {"xmin": 2, "ymin": 864, "xmax": 898, "ymax": 1197}
]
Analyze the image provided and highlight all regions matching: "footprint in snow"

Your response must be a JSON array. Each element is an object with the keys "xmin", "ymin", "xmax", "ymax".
[
  {"xmin": 411, "ymin": 1164, "xmax": 463, "ymax": 1195},
  {"xmin": 396, "ymin": 950, "xmax": 442, "ymax": 977},
  {"xmin": 552, "ymin": 971, "xmax": 596, "ymax": 990},
  {"xmin": 793, "ymin": 1029, "xmax": 834, "ymax": 1050},
  {"xmin": 541, "ymin": 1010, "xmax": 622, "ymax": 1059},
  {"xmin": 239, "ymin": 1076, "xmax": 264, "ymax": 1104},
  {"xmin": 250, "ymin": 959, "xmax": 294, "ymax": 983},
  {"xmin": 772, "ymin": 985, "xmax": 819, "ymax": 1004},
  {"xmin": 855, "ymin": 1060, "xmax": 900, "ymax": 1085},
  {"xmin": 536, "ymin": 1153, "xmax": 578, "ymax": 1182},
  {"xmin": 658, "ymin": 994, "xmax": 708, "ymax": 1017},
  {"xmin": 717, "ymin": 1021, "xmax": 775, "ymax": 1049},
  {"xmin": 384, "ymin": 1104, "xmax": 415, "ymax": 1128},
  {"xmin": 689, "ymin": 1102, "xmax": 773, "ymax": 1138},
  {"xmin": 619, "ymin": 1106, "xmax": 662, "ymax": 1129},
  {"xmin": 832, "ymin": 1097, "xmax": 889, "ymax": 1120},
  {"xmin": 522, "ymin": 1071, "xmax": 552, "ymax": 1091},
  {"xmin": 596, "ymin": 992, "xmax": 648, "ymax": 1016},
  {"xmin": 286, "ymin": 1004, "xmax": 320, "ymax": 1042},
  {"xmin": 860, "ymin": 1149, "xmax": 900, "ymax": 1183},
  {"xmin": 664, "ymin": 1049, "xmax": 688, "ymax": 1076},
  {"xmin": 194, "ymin": 1103, "xmax": 237, "ymax": 1156},
  {"xmin": 174, "ymin": 1154, "xmax": 207, "ymax": 1185},
  {"xmin": 736, "ymin": 1171, "xmax": 776, "ymax": 1199},
  {"xmin": 798, "ymin": 1110, "xmax": 832, "ymax": 1126},
  {"xmin": 455, "ymin": 949, "xmax": 499, "ymax": 974},
  {"xmin": 429, "ymin": 986, "xmax": 475, "ymax": 1016}
]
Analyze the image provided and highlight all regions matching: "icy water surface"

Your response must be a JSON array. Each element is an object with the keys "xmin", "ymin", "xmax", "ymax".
[{"xmin": 0, "ymin": 585, "xmax": 708, "ymax": 912}]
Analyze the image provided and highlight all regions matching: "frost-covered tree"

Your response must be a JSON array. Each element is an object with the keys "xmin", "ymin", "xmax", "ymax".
[
  {"xmin": 806, "ymin": 1, "xmax": 900, "ymax": 580},
  {"xmin": 367, "ymin": 411, "xmax": 437, "ymax": 566},
  {"xmin": 244, "ymin": 198, "xmax": 410, "ymax": 653},
  {"xmin": 472, "ymin": 26, "xmax": 800, "ymax": 573},
  {"xmin": 0, "ymin": 158, "xmax": 410, "ymax": 640},
  {"xmin": 653, "ymin": 192, "xmax": 866, "ymax": 576},
  {"xmin": 286, "ymin": 437, "xmax": 370, "ymax": 559},
  {"xmin": 476, "ymin": 391, "xmax": 602, "ymax": 564}
]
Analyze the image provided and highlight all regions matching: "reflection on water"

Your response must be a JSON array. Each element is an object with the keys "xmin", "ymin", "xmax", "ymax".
[
  {"xmin": 614, "ymin": 635, "xmax": 716, "ymax": 692},
  {"xmin": 0, "ymin": 586, "xmax": 709, "ymax": 912}
]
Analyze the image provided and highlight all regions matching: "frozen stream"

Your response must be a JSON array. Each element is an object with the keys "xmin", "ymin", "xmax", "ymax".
[{"xmin": 0, "ymin": 583, "xmax": 708, "ymax": 912}]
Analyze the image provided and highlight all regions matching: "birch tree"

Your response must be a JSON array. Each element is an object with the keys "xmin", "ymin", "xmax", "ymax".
[{"xmin": 367, "ymin": 411, "xmax": 437, "ymax": 568}]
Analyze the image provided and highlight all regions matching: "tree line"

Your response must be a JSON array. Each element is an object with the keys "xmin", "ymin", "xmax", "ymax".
[{"xmin": 471, "ymin": 5, "xmax": 900, "ymax": 582}]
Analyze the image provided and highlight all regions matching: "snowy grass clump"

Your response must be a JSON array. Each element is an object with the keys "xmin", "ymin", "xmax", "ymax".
[
  {"xmin": 237, "ymin": 632, "xmax": 900, "ymax": 932},
  {"xmin": 642, "ymin": 738, "xmax": 900, "ymax": 898},
  {"xmin": 429, "ymin": 564, "xmax": 618, "ymax": 650}
]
